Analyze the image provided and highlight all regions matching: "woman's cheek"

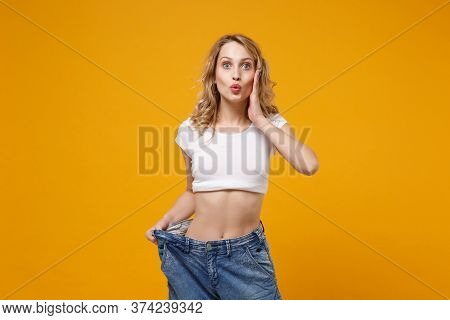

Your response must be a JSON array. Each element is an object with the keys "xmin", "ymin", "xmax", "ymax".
[{"xmin": 245, "ymin": 84, "xmax": 253, "ymax": 96}]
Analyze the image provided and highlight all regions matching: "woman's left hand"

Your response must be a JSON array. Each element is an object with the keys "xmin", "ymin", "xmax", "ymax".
[{"xmin": 248, "ymin": 68, "xmax": 266, "ymax": 127}]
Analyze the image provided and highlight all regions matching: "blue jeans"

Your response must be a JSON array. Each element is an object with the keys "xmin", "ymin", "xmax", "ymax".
[{"xmin": 153, "ymin": 219, "xmax": 282, "ymax": 300}]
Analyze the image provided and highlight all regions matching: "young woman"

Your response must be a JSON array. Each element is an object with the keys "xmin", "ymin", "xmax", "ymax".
[{"xmin": 145, "ymin": 34, "xmax": 319, "ymax": 300}]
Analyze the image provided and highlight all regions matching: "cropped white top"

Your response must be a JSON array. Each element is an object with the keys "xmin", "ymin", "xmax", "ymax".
[{"xmin": 175, "ymin": 113, "xmax": 288, "ymax": 194}]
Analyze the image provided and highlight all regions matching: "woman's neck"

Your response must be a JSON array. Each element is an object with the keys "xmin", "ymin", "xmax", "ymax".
[{"xmin": 216, "ymin": 99, "xmax": 249, "ymax": 125}]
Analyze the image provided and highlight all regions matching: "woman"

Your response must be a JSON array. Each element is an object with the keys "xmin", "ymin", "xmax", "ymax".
[{"xmin": 145, "ymin": 34, "xmax": 319, "ymax": 300}]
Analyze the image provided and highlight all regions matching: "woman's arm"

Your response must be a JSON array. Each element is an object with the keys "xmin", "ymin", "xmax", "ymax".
[
  {"xmin": 248, "ymin": 70, "xmax": 318, "ymax": 175},
  {"xmin": 159, "ymin": 150, "xmax": 195, "ymax": 225},
  {"xmin": 255, "ymin": 117, "xmax": 319, "ymax": 175},
  {"xmin": 146, "ymin": 150, "xmax": 195, "ymax": 244},
  {"xmin": 160, "ymin": 190, "xmax": 195, "ymax": 226}
]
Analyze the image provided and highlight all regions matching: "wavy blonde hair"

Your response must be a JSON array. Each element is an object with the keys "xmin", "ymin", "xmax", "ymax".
[{"xmin": 188, "ymin": 33, "xmax": 280, "ymax": 139}]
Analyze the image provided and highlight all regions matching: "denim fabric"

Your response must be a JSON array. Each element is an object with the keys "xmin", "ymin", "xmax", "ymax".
[{"xmin": 153, "ymin": 219, "xmax": 282, "ymax": 300}]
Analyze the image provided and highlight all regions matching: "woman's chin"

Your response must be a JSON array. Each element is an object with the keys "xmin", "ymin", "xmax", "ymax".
[{"xmin": 225, "ymin": 93, "xmax": 248, "ymax": 102}]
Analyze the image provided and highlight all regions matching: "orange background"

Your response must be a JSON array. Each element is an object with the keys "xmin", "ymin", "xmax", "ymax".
[{"xmin": 1, "ymin": 0, "xmax": 449, "ymax": 299}]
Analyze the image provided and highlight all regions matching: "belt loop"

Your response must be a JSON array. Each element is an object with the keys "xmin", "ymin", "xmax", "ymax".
[
  {"xmin": 185, "ymin": 237, "xmax": 190, "ymax": 253},
  {"xmin": 255, "ymin": 220, "xmax": 265, "ymax": 244},
  {"xmin": 226, "ymin": 240, "xmax": 231, "ymax": 256}
]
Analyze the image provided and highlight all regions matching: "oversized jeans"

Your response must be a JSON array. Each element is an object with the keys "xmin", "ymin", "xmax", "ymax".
[{"xmin": 153, "ymin": 219, "xmax": 282, "ymax": 300}]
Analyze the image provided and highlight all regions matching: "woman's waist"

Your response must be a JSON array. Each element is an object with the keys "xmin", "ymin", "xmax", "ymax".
[
  {"xmin": 194, "ymin": 189, "xmax": 264, "ymax": 211},
  {"xmin": 178, "ymin": 190, "xmax": 263, "ymax": 240},
  {"xmin": 188, "ymin": 207, "xmax": 263, "ymax": 241},
  {"xmin": 185, "ymin": 215, "xmax": 263, "ymax": 241},
  {"xmin": 153, "ymin": 218, "xmax": 266, "ymax": 251}
]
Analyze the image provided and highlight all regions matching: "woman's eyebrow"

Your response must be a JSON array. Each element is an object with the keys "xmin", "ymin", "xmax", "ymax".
[{"xmin": 220, "ymin": 56, "xmax": 253, "ymax": 62}]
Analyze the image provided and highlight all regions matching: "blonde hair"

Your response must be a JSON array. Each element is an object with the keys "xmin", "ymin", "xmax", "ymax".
[{"xmin": 189, "ymin": 33, "xmax": 280, "ymax": 138}]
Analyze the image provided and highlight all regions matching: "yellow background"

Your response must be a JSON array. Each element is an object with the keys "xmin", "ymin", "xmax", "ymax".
[{"xmin": 1, "ymin": 0, "xmax": 449, "ymax": 299}]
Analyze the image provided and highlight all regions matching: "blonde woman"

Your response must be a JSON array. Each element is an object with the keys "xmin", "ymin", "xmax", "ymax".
[{"xmin": 146, "ymin": 34, "xmax": 319, "ymax": 300}]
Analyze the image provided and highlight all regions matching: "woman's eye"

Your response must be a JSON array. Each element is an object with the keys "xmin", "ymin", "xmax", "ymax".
[{"xmin": 222, "ymin": 62, "xmax": 252, "ymax": 70}]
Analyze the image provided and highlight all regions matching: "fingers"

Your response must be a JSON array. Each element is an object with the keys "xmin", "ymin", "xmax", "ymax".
[
  {"xmin": 145, "ymin": 228, "xmax": 158, "ymax": 245},
  {"xmin": 252, "ymin": 68, "xmax": 261, "ymax": 94},
  {"xmin": 254, "ymin": 69, "xmax": 260, "ymax": 84}
]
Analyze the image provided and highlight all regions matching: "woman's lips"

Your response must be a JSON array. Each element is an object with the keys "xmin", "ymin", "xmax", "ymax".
[{"xmin": 230, "ymin": 86, "xmax": 241, "ymax": 93}]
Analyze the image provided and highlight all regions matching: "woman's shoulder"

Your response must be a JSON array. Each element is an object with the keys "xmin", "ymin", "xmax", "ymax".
[
  {"xmin": 178, "ymin": 117, "xmax": 194, "ymax": 129},
  {"xmin": 177, "ymin": 116, "xmax": 200, "ymax": 140}
]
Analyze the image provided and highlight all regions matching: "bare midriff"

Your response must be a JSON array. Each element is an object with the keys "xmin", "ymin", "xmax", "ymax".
[{"xmin": 185, "ymin": 189, "xmax": 265, "ymax": 241}]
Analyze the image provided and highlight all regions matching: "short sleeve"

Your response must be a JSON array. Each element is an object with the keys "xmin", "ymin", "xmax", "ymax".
[
  {"xmin": 269, "ymin": 113, "xmax": 288, "ymax": 156},
  {"xmin": 175, "ymin": 118, "xmax": 193, "ymax": 156}
]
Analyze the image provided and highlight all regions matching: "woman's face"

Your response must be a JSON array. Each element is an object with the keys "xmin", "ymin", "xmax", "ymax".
[{"xmin": 215, "ymin": 41, "xmax": 256, "ymax": 103}]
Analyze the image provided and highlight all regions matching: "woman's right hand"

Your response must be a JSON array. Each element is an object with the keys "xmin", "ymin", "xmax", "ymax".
[{"xmin": 145, "ymin": 218, "xmax": 170, "ymax": 245}]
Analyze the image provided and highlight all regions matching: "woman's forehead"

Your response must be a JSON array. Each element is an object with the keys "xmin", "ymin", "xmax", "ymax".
[{"xmin": 219, "ymin": 42, "xmax": 253, "ymax": 60}]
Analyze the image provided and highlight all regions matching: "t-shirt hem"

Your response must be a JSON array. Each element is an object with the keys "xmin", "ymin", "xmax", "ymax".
[{"xmin": 193, "ymin": 183, "xmax": 267, "ymax": 195}]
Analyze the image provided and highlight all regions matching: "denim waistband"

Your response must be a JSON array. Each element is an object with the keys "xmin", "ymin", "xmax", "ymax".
[{"xmin": 153, "ymin": 219, "xmax": 266, "ymax": 254}]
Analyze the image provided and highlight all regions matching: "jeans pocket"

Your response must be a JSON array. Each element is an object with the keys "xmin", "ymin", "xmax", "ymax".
[{"xmin": 245, "ymin": 242, "xmax": 276, "ymax": 280}]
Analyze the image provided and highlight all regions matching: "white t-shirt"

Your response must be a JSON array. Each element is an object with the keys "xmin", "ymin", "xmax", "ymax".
[{"xmin": 175, "ymin": 113, "xmax": 288, "ymax": 194}]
